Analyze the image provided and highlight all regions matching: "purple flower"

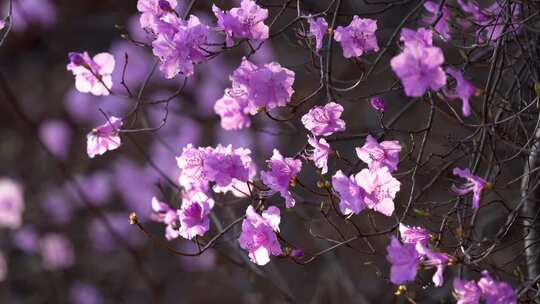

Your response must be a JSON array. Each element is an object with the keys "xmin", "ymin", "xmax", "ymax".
[
  {"xmin": 176, "ymin": 144, "xmax": 208, "ymax": 192},
  {"xmin": 214, "ymin": 89, "xmax": 252, "ymax": 130},
  {"xmin": 239, "ymin": 205, "xmax": 282, "ymax": 265},
  {"xmin": 212, "ymin": 0, "xmax": 269, "ymax": 47},
  {"xmin": 477, "ymin": 271, "xmax": 517, "ymax": 304},
  {"xmin": 418, "ymin": 247, "xmax": 449, "ymax": 287},
  {"xmin": 70, "ymin": 282, "xmax": 103, "ymax": 304},
  {"xmin": 179, "ymin": 192, "xmax": 214, "ymax": 240},
  {"xmin": 370, "ymin": 96, "xmax": 386, "ymax": 112},
  {"xmin": 301, "ymin": 102, "xmax": 346, "ymax": 136},
  {"xmin": 261, "ymin": 149, "xmax": 302, "ymax": 208},
  {"xmin": 137, "ymin": 0, "xmax": 177, "ymax": 31},
  {"xmin": 386, "ymin": 236, "xmax": 420, "ymax": 285},
  {"xmin": 67, "ymin": 52, "xmax": 115, "ymax": 96},
  {"xmin": 41, "ymin": 189, "xmax": 74, "ymax": 225},
  {"xmin": 0, "ymin": 178, "xmax": 24, "ymax": 229},
  {"xmin": 40, "ymin": 233, "xmax": 75, "ymax": 271},
  {"xmin": 444, "ymin": 68, "xmax": 477, "ymax": 117},
  {"xmin": 88, "ymin": 213, "xmax": 144, "ymax": 252},
  {"xmin": 151, "ymin": 197, "xmax": 181, "ymax": 240},
  {"xmin": 355, "ymin": 167, "xmax": 400, "ymax": 216},
  {"xmin": 308, "ymin": 16, "xmax": 328, "ymax": 53},
  {"xmin": 356, "ymin": 134, "xmax": 401, "ymax": 172},
  {"xmin": 203, "ymin": 144, "xmax": 252, "ymax": 187},
  {"xmin": 212, "ymin": 148, "xmax": 256, "ymax": 197},
  {"xmin": 38, "ymin": 120, "xmax": 72, "ymax": 160},
  {"xmin": 6, "ymin": 0, "xmax": 56, "ymax": 32},
  {"xmin": 307, "ymin": 136, "xmax": 331, "ymax": 174},
  {"xmin": 179, "ymin": 241, "xmax": 217, "ymax": 271},
  {"xmin": 423, "ymin": 1, "xmax": 451, "ymax": 40},
  {"xmin": 334, "ymin": 16, "xmax": 379, "ymax": 58},
  {"xmin": 453, "ymin": 278, "xmax": 481, "ymax": 304},
  {"xmin": 390, "ymin": 43, "xmax": 447, "ymax": 97},
  {"xmin": 86, "ymin": 116, "xmax": 122, "ymax": 158},
  {"xmin": 12, "ymin": 226, "xmax": 39, "ymax": 253},
  {"xmin": 399, "ymin": 223, "xmax": 430, "ymax": 248},
  {"xmin": 152, "ymin": 14, "xmax": 210, "ymax": 78},
  {"xmin": 452, "ymin": 167, "xmax": 488, "ymax": 209},
  {"xmin": 332, "ymin": 170, "xmax": 366, "ymax": 216},
  {"xmin": 400, "ymin": 27, "xmax": 433, "ymax": 48}
]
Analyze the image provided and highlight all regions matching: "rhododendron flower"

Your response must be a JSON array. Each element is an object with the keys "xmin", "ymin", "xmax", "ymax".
[
  {"xmin": 70, "ymin": 282, "xmax": 103, "ymax": 304},
  {"xmin": 178, "ymin": 192, "xmax": 214, "ymax": 240},
  {"xmin": 86, "ymin": 116, "xmax": 122, "ymax": 158},
  {"xmin": 307, "ymin": 136, "xmax": 330, "ymax": 174},
  {"xmin": 151, "ymin": 197, "xmax": 181, "ymax": 240},
  {"xmin": 332, "ymin": 170, "xmax": 366, "ymax": 216},
  {"xmin": 423, "ymin": 1, "xmax": 451, "ymax": 40},
  {"xmin": 152, "ymin": 14, "xmax": 210, "ymax": 78},
  {"xmin": 13, "ymin": 226, "xmax": 39, "ymax": 253},
  {"xmin": 453, "ymin": 278, "xmax": 482, "ymax": 304},
  {"xmin": 334, "ymin": 16, "xmax": 379, "ymax": 58},
  {"xmin": 203, "ymin": 144, "xmax": 252, "ymax": 187},
  {"xmin": 213, "ymin": 149, "xmax": 257, "ymax": 197},
  {"xmin": 239, "ymin": 205, "xmax": 282, "ymax": 265},
  {"xmin": 391, "ymin": 43, "xmax": 446, "ymax": 97},
  {"xmin": 370, "ymin": 96, "xmax": 385, "ymax": 112},
  {"xmin": 356, "ymin": 167, "xmax": 400, "ymax": 216},
  {"xmin": 477, "ymin": 271, "xmax": 517, "ymax": 304},
  {"xmin": 400, "ymin": 27, "xmax": 433, "ymax": 48},
  {"xmin": 386, "ymin": 236, "xmax": 420, "ymax": 284},
  {"xmin": 307, "ymin": 16, "xmax": 328, "ymax": 53},
  {"xmin": 452, "ymin": 167, "xmax": 488, "ymax": 209},
  {"xmin": 212, "ymin": 0, "xmax": 269, "ymax": 47},
  {"xmin": 356, "ymin": 134, "xmax": 401, "ymax": 172},
  {"xmin": 399, "ymin": 223, "xmax": 430, "ymax": 247},
  {"xmin": 40, "ymin": 233, "xmax": 75, "ymax": 271},
  {"xmin": 0, "ymin": 178, "xmax": 24, "ymax": 229},
  {"xmin": 176, "ymin": 144, "xmax": 208, "ymax": 191},
  {"xmin": 418, "ymin": 246, "xmax": 449, "ymax": 287},
  {"xmin": 261, "ymin": 149, "xmax": 302, "ymax": 208},
  {"xmin": 301, "ymin": 102, "xmax": 346, "ymax": 136},
  {"xmin": 137, "ymin": 0, "xmax": 177, "ymax": 31},
  {"xmin": 444, "ymin": 68, "xmax": 476, "ymax": 117},
  {"xmin": 214, "ymin": 89, "xmax": 252, "ymax": 130},
  {"xmin": 67, "ymin": 52, "xmax": 115, "ymax": 96}
]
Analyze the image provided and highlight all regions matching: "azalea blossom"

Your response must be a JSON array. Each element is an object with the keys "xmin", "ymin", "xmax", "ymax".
[
  {"xmin": 334, "ymin": 16, "xmax": 379, "ymax": 58},
  {"xmin": 238, "ymin": 205, "xmax": 282, "ymax": 265},
  {"xmin": 86, "ymin": 116, "xmax": 122, "ymax": 158},
  {"xmin": 356, "ymin": 134, "xmax": 401, "ymax": 172},
  {"xmin": 307, "ymin": 136, "xmax": 331, "ymax": 174},
  {"xmin": 137, "ymin": 0, "xmax": 177, "ymax": 31},
  {"xmin": 212, "ymin": 0, "xmax": 269, "ymax": 47},
  {"xmin": 400, "ymin": 27, "xmax": 433, "ymax": 48},
  {"xmin": 477, "ymin": 271, "xmax": 517, "ymax": 304},
  {"xmin": 0, "ymin": 178, "xmax": 24, "ymax": 229},
  {"xmin": 261, "ymin": 149, "xmax": 302, "ymax": 208},
  {"xmin": 301, "ymin": 102, "xmax": 346, "ymax": 136},
  {"xmin": 399, "ymin": 223, "xmax": 430, "ymax": 248},
  {"xmin": 453, "ymin": 278, "xmax": 482, "ymax": 304},
  {"xmin": 355, "ymin": 167, "xmax": 400, "ymax": 216},
  {"xmin": 178, "ymin": 192, "xmax": 214, "ymax": 240},
  {"xmin": 40, "ymin": 233, "xmax": 75, "ymax": 271},
  {"xmin": 423, "ymin": 1, "xmax": 451, "ymax": 40},
  {"xmin": 38, "ymin": 119, "xmax": 72, "ymax": 160},
  {"xmin": 67, "ymin": 52, "xmax": 115, "ymax": 96},
  {"xmin": 214, "ymin": 89, "xmax": 252, "ymax": 130},
  {"xmin": 307, "ymin": 16, "xmax": 328, "ymax": 53},
  {"xmin": 203, "ymin": 144, "xmax": 252, "ymax": 187},
  {"xmin": 151, "ymin": 197, "xmax": 181, "ymax": 240},
  {"xmin": 332, "ymin": 170, "xmax": 366, "ymax": 216},
  {"xmin": 176, "ymin": 144, "xmax": 208, "ymax": 192},
  {"xmin": 386, "ymin": 236, "xmax": 420, "ymax": 285},
  {"xmin": 452, "ymin": 167, "xmax": 488, "ymax": 209},
  {"xmin": 417, "ymin": 246, "xmax": 449, "ymax": 287},
  {"xmin": 444, "ymin": 68, "xmax": 476, "ymax": 117},
  {"xmin": 370, "ymin": 96, "xmax": 385, "ymax": 112}
]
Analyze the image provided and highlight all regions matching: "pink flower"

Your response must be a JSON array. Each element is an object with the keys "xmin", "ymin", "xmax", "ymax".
[
  {"xmin": 214, "ymin": 89, "xmax": 252, "ymax": 130},
  {"xmin": 178, "ymin": 192, "xmax": 214, "ymax": 240},
  {"xmin": 355, "ymin": 167, "xmax": 400, "ymax": 216},
  {"xmin": 176, "ymin": 144, "xmax": 208, "ymax": 192},
  {"xmin": 307, "ymin": 136, "xmax": 331, "ymax": 174},
  {"xmin": 386, "ymin": 236, "xmax": 420, "ymax": 285},
  {"xmin": 86, "ymin": 116, "xmax": 122, "ymax": 158},
  {"xmin": 203, "ymin": 144, "xmax": 252, "ymax": 187},
  {"xmin": 332, "ymin": 170, "xmax": 366, "ymax": 216},
  {"xmin": 152, "ymin": 14, "xmax": 210, "ymax": 78},
  {"xmin": 308, "ymin": 16, "xmax": 328, "ymax": 53},
  {"xmin": 0, "ymin": 178, "xmax": 24, "ymax": 229},
  {"xmin": 477, "ymin": 271, "xmax": 517, "ymax": 304},
  {"xmin": 261, "ymin": 149, "xmax": 302, "ymax": 208},
  {"xmin": 399, "ymin": 223, "xmax": 430, "ymax": 247},
  {"xmin": 212, "ymin": 0, "xmax": 269, "ymax": 47},
  {"xmin": 452, "ymin": 167, "xmax": 488, "ymax": 209},
  {"xmin": 40, "ymin": 233, "xmax": 75, "ymax": 271},
  {"xmin": 370, "ymin": 96, "xmax": 385, "ymax": 112},
  {"xmin": 400, "ymin": 27, "xmax": 433, "ymax": 48},
  {"xmin": 239, "ymin": 205, "xmax": 282, "ymax": 265},
  {"xmin": 67, "ymin": 52, "xmax": 115, "ymax": 96},
  {"xmin": 356, "ymin": 134, "xmax": 401, "ymax": 172},
  {"xmin": 334, "ymin": 16, "xmax": 379, "ymax": 58},
  {"xmin": 151, "ymin": 197, "xmax": 181, "ymax": 240},
  {"xmin": 301, "ymin": 102, "xmax": 346, "ymax": 136},
  {"xmin": 212, "ymin": 148, "xmax": 256, "ymax": 197},
  {"xmin": 137, "ymin": 0, "xmax": 177, "ymax": 31},
  {"xmin": 453, "ymin": 278, "xmax": 481, "ymax": 304},
  {"xmin": 423, "ymin": 1, "xmax": 451, "ymax": 40},
  {"xmin": 444, "ymin": 68, "xmax": 476, "ymax": 117}
]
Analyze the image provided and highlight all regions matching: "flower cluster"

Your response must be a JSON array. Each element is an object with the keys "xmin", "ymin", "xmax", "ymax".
[
  {"xmin": 212, "ymin": 0, "xmax": 269, "ymax": 47},
  {"xmin": 453, "ymin": 271, "xmax": 517, "ymax": 304},
  {"xmin": 334, "ymin": 16, "xmax": 379, "ymax": 58}
]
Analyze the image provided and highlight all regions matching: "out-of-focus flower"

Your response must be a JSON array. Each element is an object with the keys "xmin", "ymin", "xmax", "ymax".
[
  {"xmin": 88, "ymin": 213, "xmax": 144, "ymax": 252},
  {"xmin": 370, "ymin": 96, "xmax": 385, "ymax": 112},
  {"xmin": 356, "ymin": 135, "xmax": 401, "ymax": 172},
  {"xmin": 477, "ymin": 271, "xmax": 517, "ymax": 304},
  {"xmin": 307, "ymin": 16, "xmax": 328, "ymax": 53},
  {"xmin": 301, "ymin": 102, "xmax": 346, "ymax": 136},
  {"xmin": 6, "ymin": 0, "xmax": 56, "ymax": 32},
  {"xmin": 70, "ymin": 282, "xmax": 103, "ymax": 304},
  {"xmin": 178, "ymin": 192, "xmax": 214, "ymax": 240},
  {"xmin": 38, "ymin": 120, "xmax": 72, "ymax": 160},
  {"xmin": 212, "ymin": 0, "xmax": 269, "ymax": 47},
  {"xmin": 0, "ymin": 178, "xmax": 24, "ymax": 229},
  {"xmin": 239, "ymin": 205, "xmax": 282, "ymax": 265},
  {"xmin": 179, "ymin": 241, "xmax": 217, "ymax": 271},
  {"xmin": 307, "ymin": 136, "xmax": 331, "ymax": 174},
  {"xmin": 334, "ymin": 16, "xmax": 379, "ymax": 58},
  {"xmin": 86, "ymin": 116, "xmax": 122, "ymax": 158},
  {"xmin": 423, "ymin": 1, "xmax": 451, "ymax": 40},
  {"xmin": 452, "ymin": 167, "xmax": 488, "ymax": 209},
  {"xmin": 356, "ymin": 167, "xmax": 400, "ymax": 216},
  {"xmin": 453, "ymin": 278, "xmax": 482, "ymax": 304},
  {"xmin": 114, "ymin": 159, "xmax": 157, "ymax": 220},
  {"xmin": 261, "ymin": 149, "xmax": 302, "ymax": 208},
  {"xmin": 332, "ymin": 170, "xmax": 366, "ymax": 216},
  {"xmin": 40, "ymin": 233, "xmax": 75, "ymax": 271},
  {"xmin": 444, "ymin": 68, "xmax": 476, "ymax": 117},
  {"xmin": 12, "ymin": 226, "xmax": 39, "ymax": 253},
  {"xmin": 386, "ymin": 236, "xmax": 420, "ymax": 285},
  {"xmin": 67, "ymin": 52, "xmax": 115, "ymax": 96},
  {"xmin": 41, "ymin": 189, "xmax": 74, "ymax": 225},
  {"xmin": 400, "ymin": 27, "xmax": 433, "ymax": 48}
]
